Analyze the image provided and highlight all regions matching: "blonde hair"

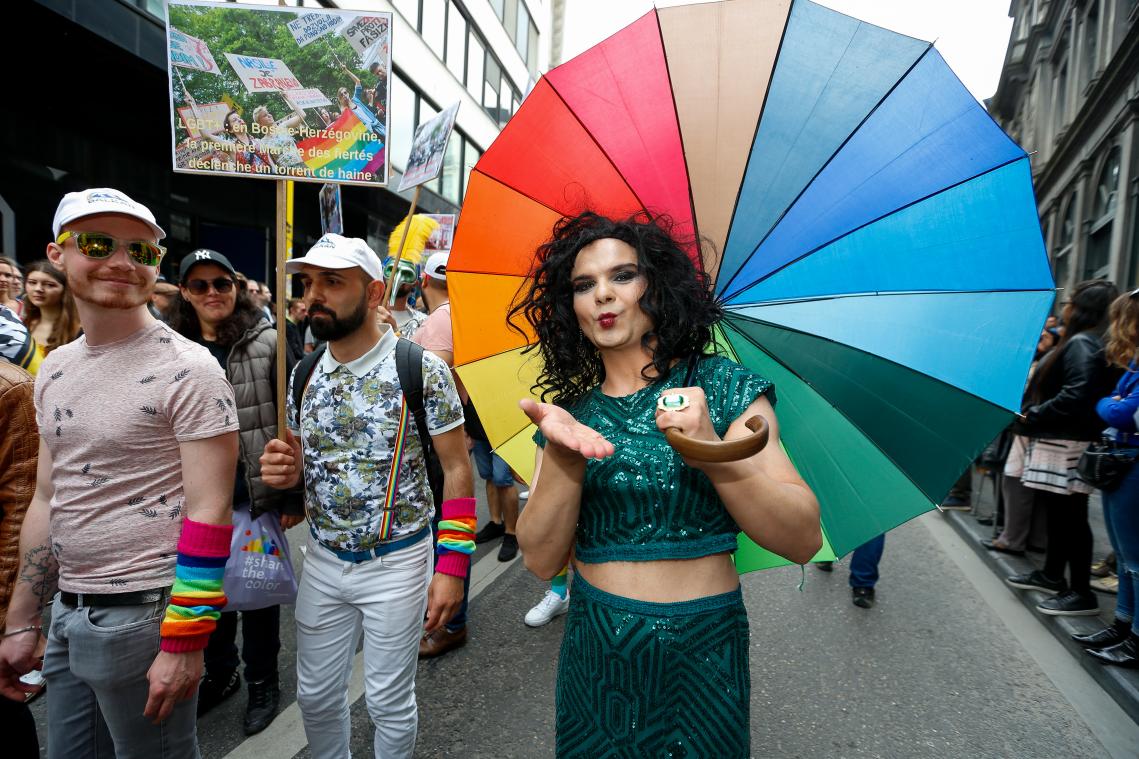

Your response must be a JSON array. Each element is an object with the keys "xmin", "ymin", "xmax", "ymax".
[
  {"xmin": 252, "ymin": 106, "xmax": 271, "ymax": 125},
  {"xmin": 1105, "ymin": 292, "xmax": 1139, "ymax": 368}
]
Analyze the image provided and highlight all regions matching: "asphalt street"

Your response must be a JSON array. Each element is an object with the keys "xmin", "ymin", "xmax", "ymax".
[{"xmin": 28, "ymin": 474, "xmax": 1139, "ymax": 758}]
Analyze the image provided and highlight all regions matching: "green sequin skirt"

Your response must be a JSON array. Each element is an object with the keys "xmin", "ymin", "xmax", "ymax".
[{"xmin": 555, "ymin": 575, "xmax": 750, "ymax": 758}]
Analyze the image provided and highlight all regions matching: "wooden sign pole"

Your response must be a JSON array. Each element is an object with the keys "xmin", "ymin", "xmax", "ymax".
[{"xmin": 275, "ymin": 179, "xmax": 289, "ymax": 439}]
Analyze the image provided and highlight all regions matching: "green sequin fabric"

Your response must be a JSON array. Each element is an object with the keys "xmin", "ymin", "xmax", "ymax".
[
  {"xmin": 538, "ymin": 355, "xmax": 773, "ymax": 563},
  {"xmin": 555, "ymin": 574, "xmax": 751, "ymax": 758}
]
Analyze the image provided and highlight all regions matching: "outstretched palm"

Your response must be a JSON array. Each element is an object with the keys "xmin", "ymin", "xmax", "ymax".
[{"xmin": 519, "ymin": 399, "xmax": 615, "ymax": 460}]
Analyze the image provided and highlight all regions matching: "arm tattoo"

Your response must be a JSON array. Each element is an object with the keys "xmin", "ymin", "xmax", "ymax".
[{"xmin": 19, "ymin": 544, "xmax": 60, "ymax": 610}]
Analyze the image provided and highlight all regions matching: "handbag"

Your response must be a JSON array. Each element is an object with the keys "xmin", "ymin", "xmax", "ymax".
[
  {"xmin": 1076, "ymin": 439, "xmax": 1139, "ymax": 491},
  {"xmin": 222, "ymin": 507, "xmax": 299, "ymax": 611}
]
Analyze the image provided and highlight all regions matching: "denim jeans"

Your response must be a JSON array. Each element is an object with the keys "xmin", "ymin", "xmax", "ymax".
[
  {"xmin": 294, "ymin": 532, "xmax": 432, "ymax": 759},
  {"xmin": 43, "ymin": 593, "xmax": 199, "ymax": 759},
  {"xmin": 849, "ymin": 534, "xmax": 886, "ymax": 589},
  {"xmin": 1102, "ymin": 461, "xmax": 1139, "ymax": 634}
]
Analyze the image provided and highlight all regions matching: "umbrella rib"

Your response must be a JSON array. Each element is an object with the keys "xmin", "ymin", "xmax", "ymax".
[
  {"xmin": 722, "ymin": 154, "xmax": 1031, "ymax": 301},
  {"xmin": 541, "ymin": 75, "xmax": 652, "ymax": 218},
  {"xmin": 723, "ymin": 308, "xmax": 1030, "ymax": 416},
  {"xmin": 725, "ymin": 285, "xmax": 1056, "ymax": 309},
  {"xmin": 721, "ymin": 318, "xmax": 1008, "ymax": 505},
  {"xmin": 718, "ymin": 41, "xmax": 935, "ymax": 299}
]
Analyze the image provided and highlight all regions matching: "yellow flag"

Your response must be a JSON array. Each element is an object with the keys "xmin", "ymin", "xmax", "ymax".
[{"xmin": 220, "ymin": 93, "xmax": 243, "ymax": 116}]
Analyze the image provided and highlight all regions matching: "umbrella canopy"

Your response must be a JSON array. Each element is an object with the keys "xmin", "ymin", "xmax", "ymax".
[{"xmin": 448, "ymin": 0, "xmax": 1053, "ymax": 571}]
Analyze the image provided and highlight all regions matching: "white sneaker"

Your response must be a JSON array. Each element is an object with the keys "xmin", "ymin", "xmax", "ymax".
[
  {"xmin": 519, "ymin": 489, "xmax": 530, "ymax": 500},
  {"xmin": 525, "ymin": 590, "xmax": 570, "ymax": 627}
]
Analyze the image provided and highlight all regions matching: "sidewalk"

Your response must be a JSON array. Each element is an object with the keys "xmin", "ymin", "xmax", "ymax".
[{"xmin": 943, "ymin": 469, "xmax": 1139, "ymax": 724}]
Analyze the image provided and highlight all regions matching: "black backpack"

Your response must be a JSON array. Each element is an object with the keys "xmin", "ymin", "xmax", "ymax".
[{"xmin": 291, "ymin": 339, "xmax": 445, "ymax": 505}]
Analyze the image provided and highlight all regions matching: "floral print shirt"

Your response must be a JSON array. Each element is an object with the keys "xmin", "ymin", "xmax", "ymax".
[{"xmin": 287, "ymin": 327, "xmax": 463, "ymax": 551}]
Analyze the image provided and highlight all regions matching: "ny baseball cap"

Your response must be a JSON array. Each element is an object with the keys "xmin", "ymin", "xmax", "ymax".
[
  {"xmin": 286, "ymin": 234, "xmax": 384, "ymax": 281},
  {"xmin": 179, "ymin": 249, "xmax": 237, "ymax": 282},
  {"xmin": 423, "ymin": 252, "xmax": 448, "ymax": 282},
  {"xmin": 52, "ymin": 188, "xmax": 165, "ymax": 240}
]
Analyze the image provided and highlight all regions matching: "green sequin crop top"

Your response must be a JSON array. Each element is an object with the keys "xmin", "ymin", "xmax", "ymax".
[{"xmin": 536, "ymin": 355, "xmax": 773, "ymax": 563}]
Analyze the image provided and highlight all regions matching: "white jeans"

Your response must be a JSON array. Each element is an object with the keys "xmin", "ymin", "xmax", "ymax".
[{"xmin": 295, "ymin": 533, "xmax": 432, "ymax": 758}]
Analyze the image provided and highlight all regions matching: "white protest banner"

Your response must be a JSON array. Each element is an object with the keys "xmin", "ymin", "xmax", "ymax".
[
  {"xmin": 284, "ymin": 88, "xmax": 332, "ymax": 110},
  {"xmin": 398, "ymin": 102, "xmax": 461, "ymax": 192},
  {"xmin": 169, "ymin": 26, "xmax": 220, "ymax": 74},
  {"xmin": 176, "ymin": 102, "xmax": 230, "ymax": 139},
  {"xmin": 224, "ymin": 53, "xmax": 303, "ymax": 93},
  {"xmin": 424, "ymin": 214, "xmax": 456, "ymax": 252},
  {"xmin": 341, "ymin": 16, "xmax": 390, "ymax": 62},
  {"xmin": 287, "ymin": 12, "xmax": 344, "ymax": 47}
]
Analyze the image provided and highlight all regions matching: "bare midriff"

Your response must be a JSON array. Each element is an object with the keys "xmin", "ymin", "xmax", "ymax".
[{"xmin": 575, "ymin": 553, "xmax": 739, "ymax": 602}]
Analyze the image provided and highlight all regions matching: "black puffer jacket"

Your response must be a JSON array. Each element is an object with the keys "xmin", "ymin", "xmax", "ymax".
[
  {"xmin": 226, "ymin": 321, "xmax": 303, "ymax": 520},
  {"xmin": 1018, "ymin": 331, "xmax": 1122, "ymax": 441}
]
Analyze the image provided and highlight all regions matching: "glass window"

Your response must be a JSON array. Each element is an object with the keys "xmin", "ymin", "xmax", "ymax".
[
  {"xmin": 420, "ymin": 99, "xmax": 438, "ymax": 123},
  {"xmin": 1085, "ymin": 2, "xmax": 1099, "ymax": 78},
  {"xmin": 515, "ymin": 2, "xmax": 530, "ymax": 57},
  {"xmin": 1059, "ymin": 193, "xmax": 1076, "ymax": 249},
  {"xmin": 466, "ymin": 34, "xmax": 485, "ymax": 99},
  {"xmin": 1093, "ymin": 146, "xmax": 1121, "ymax": 220},
  {"xmin": 528, "ymin": 23, "xmax": 539, "ymax": 74},
  {"xmin": 1056, "ymin": 59, "xmax": 1068, "ymax": 123},
  {"xmin": 446, "ymin": 2, "xmax": 467, "ymax": 82},
  {"xmin": 394, "ymin": 0, "xmax": 419, "ymax": 28},
  {"xmin": 422, "ymin": 0, "xmax": 446, "ymax": 60},
  {"xmin": 500, "ymin": 75, "xmax": 512, "ymax": 126},
  {"xmin": 390, "ymin": 74, "xmax": 417, "ymax": 171},
  {"xmin": 484, "ymin": 56, "xmax": 501, "ymax": 112},
  {"xmin": 489, "ymin": 0, "xmax": 504, "ymax": 20},
  {"xmin": 442, "ymin": 131, "xmax": 462, "ymax": 204},
  {"xmin": 504, "ymin": 0, "xmax": 519, "ymax": 43}
]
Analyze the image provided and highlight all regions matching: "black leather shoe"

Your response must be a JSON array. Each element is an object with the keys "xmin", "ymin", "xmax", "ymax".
[
  {"xmin": 1073, "ymin": 620, "xmax": 1130, "ymax": 649},
  {"xmin": 197, "ymin": 669, "xmax": 240, "ymax": 716},
  {"xmin": 1006, "ymin": 570, "xmax": 1067, "ymax": 593},
  {"xmin": 243, "ymin": 677, "xmax": 281, "ymax": 735},
  {"xmin": 814, "ymin": 561, "xmax": 834, "ymax": 572},
  {"xmin": 497, "ymin": 533, "xmax": 519, "ymax": 562},
  {"xmin": 851, "ymin": 587, "xmax": 875, "ymax": 608},
  {"xmin": 1087, "ymin": 636, "xmax": 1139, "ymax": 668}
]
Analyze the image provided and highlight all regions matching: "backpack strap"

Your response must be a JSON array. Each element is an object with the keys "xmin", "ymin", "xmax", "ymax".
[
  {"xmin": 394, "ymin": 338, "xmax": 431, "ymax": 451},
  {"xmin": 291, "ymin": 346, "xmax": 326, "ymax": 429}
]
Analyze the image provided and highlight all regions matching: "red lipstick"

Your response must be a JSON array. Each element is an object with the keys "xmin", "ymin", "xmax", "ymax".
[{"xmin": 598, "ymin": 312, "xmax": 617, "ymax": 329}]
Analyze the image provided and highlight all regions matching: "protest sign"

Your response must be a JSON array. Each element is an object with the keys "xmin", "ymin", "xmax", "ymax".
[
  {"xmin": 284, "ymin": 87, "xmax": 332, "ymax": 110},
  {"xmin": 319, "ymin": 184, "xmax": 343, "ymax": 235},
  {"xmin": 341, "ymin": 16, "xmax": 390, "ymax": 63},
  {"xmin": 424, "ymin": 214, "xmax": 456, "ymax": 252},
  {"xmin": 176, "ymin": 102, "xmax": 229, "ymax": 139},
  {"xmin": 288, "ymin": 12, "xmax": 344, "ymax": 47},
  {"xmin": 167, "ymin": 1, "xmax": 392, "ymax": 187},
  {"xmin": 398, "ymin": 102, "xmax": 460, "ymax": 192},
  {"xmin": 224, "ymin": 53, "xmax": 303, "ymax": 94},
  {"xmin": 169, "ymin": 26, "xmax": 221, "ymax": 74}
]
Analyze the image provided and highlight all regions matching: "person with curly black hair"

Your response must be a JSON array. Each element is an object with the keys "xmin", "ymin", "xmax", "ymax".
[{"xmin": 512, "ymin": 211, "xmax": 822, "ymax": 758}]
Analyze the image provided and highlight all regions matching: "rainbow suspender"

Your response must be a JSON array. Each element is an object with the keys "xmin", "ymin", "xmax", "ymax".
[{"xmin": 378, "ymin": 399, "xmax": 411, "ymax": 541}]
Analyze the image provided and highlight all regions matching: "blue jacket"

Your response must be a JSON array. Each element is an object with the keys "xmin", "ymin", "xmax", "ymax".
[{"xmin": 1096, "ymin": 363, "xmax": 1139, "ymax": 445}]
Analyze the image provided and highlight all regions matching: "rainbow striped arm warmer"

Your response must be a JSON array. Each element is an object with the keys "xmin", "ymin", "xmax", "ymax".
[
  {"xmin": 160, "ymin": 519, "xmax": 233, "ymax": 653},
  {"xmin": 435, "ymin": 497, "xmax": 476, "ymax": 578}
]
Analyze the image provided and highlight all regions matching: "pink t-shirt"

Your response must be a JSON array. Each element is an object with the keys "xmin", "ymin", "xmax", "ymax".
[
  {"xmin": 411, "ymin": 302, "xmax": 467, "ymax": 402},
  {"xmin": 34, "ymin": 321, "xmax": 238, "ymax": 593}
]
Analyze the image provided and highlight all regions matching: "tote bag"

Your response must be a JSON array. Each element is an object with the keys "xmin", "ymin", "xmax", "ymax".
[{"xmin": 222, "ymin": 508, "xmax": 299, "ymax": 611}]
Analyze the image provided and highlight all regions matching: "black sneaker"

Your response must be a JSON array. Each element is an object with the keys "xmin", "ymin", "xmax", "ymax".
[
  {"xmin": 1037, "ymin": 590, "xmax": 1100, "ymax": 616},
  {"xmin": 243, "ymin": 677, "xmax": 281, "ymax": 735},
  {"xmin": 1005, "ymin": 570, "xmax": 1067, "ymax": 594},
  {"xmin": 197, "ymin": 669, "xmax": 240, "ymax": 716},
  {"xmin": 498, "ymin": 533, "xmax": 519, "ymax": 562},
  {"xmin": 814, "ymin": 561, "xmax": 834, "ymax": 572},
  {"xmin": 851, "ymin": 587, "xmax": 876, "ymax": 608},
  {"xmin": 475, "ymin": 520, "xmax": 505, "ymax": 544}
]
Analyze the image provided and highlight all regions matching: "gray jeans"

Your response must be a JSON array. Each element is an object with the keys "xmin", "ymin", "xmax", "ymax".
[{"xmin": 43, "ymin": 593, "xmax": 199, "ymax": 759}]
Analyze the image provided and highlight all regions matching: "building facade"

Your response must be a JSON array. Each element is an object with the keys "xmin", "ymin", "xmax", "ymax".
[
  {"xmin": 990, "ymin": 0, "xmax": 1139, "ymax": 299},
  {"xmin": 2, "ymin": 0, "xmax": 550, "ymax": 288}
]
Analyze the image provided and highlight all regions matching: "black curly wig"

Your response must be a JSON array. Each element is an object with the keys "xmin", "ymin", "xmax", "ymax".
[{"xmin": 509, "ymin": 211, "xmax": 723, "ymax": 405}]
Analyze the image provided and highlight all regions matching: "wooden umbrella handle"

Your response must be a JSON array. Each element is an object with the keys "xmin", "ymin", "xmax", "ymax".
[{"xmin": 664, "ymin": 416, "xmax": 769, "ymax": 463}]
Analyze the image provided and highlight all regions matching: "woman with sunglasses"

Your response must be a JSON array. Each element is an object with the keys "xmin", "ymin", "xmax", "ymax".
[
  {"xmin": 1073, "ymin": 290, "xmax": 1139, "ymax": 666},
  {"xmin": 166, "ymin": 249, "xmax": 302, "ymax": 735},
  {"xmin": 21, "ymin": 261, "xmax": 81, "ymax": 365},
  {"xmin": 512, "ymin": 212, "xmax": 821, "ymax": 757},
  {"xmin": 1007, "ymin": 280, "xmax": 1121, "ymax": 615}
]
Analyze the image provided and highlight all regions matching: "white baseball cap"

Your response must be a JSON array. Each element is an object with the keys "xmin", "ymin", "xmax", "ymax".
[
  {"xmin": 423, "ymin": 251, "xmax": 448, "ymax": 282},
  {"xmin": 52, "ymin": 188, "xmax": 165, "ymax": 240},
  {"xmin": 286, "ymin": 233, "xmax": 384, "ymax": 281}
]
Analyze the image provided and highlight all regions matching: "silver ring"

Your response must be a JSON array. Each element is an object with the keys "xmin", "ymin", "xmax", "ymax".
[{"xmin": 657, "ymin": 393, "xmax": 690, "ymax": 412}]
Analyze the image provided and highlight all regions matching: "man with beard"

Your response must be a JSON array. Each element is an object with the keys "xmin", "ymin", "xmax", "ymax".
[
  {"xmin": 260, "ymin": 233, "xmax": 473, "ymax": 758},
  {"xmin": 0, "ymin": 188, "xmax": 239, "ymax": 757}
]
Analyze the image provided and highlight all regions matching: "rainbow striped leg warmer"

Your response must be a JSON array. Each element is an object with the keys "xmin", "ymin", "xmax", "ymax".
[
  {"xmin": 160, "ymin": 519, "xmax": 233, "ymax": 653},
  {"xmin": 436, "ymin": 497, "xmax": 476, "ymax": 578}
]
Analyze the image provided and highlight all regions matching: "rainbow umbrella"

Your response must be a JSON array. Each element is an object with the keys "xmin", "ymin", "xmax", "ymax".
[{"xmin": 449, "ymin": 0, "xmax": 1053, "ymax": 571}]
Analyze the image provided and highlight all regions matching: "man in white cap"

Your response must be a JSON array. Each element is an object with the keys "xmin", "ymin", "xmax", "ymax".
[
  {"xmin": 0, "ymin": 188, "xmax": 239, "ymax": 757},
  {"xmin": 260, "ymin": 233, "xmax": 473, "ymax": 758}
]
